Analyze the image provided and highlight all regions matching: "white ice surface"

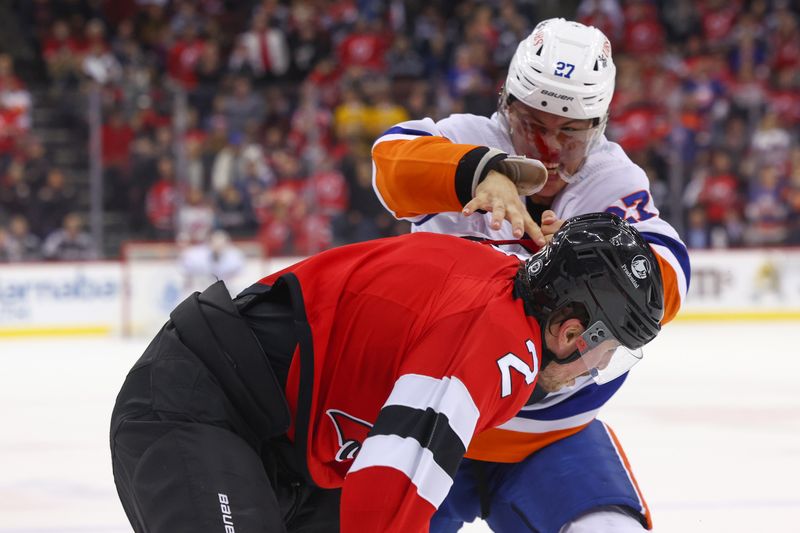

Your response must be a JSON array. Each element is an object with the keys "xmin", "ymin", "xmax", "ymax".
[{"xmin": 1, "ymin": 323, "xmax": 798, "ymax": 532}]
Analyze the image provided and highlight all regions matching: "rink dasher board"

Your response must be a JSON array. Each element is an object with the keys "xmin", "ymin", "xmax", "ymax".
[{"xmin": 1, "ymin": 249, "xmax": 800, "ymax": 336}]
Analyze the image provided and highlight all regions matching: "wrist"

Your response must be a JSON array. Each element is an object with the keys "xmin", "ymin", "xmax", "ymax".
[{"xmin": 490, "ymin": 155, "xmax": 548, "ymax": 196}]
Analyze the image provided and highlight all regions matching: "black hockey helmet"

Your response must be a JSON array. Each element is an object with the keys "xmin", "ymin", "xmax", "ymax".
[{"xmin": 516, "ymin": 212, "xmax": 664, "ymax": 383}]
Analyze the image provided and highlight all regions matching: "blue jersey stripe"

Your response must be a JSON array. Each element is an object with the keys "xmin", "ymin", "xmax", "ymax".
[
  {"xmin": 640, "ymin": 231, "xmax": 691, "ymax": 288},
  {"xmin": 380, "ymin": 126, "xmax": 434, "ymax": 138},
  {"xmin": 413, "ymin": 214, "xmax": 438, "ymax": 226},
  {"xmin": 516, "ymin": 373, "xmax": 627, "ymax": 421}
]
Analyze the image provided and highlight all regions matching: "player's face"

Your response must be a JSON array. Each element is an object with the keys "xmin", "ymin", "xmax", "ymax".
[
  {"xmin": 539, "ymin": 317, "xmax": 640, "ymax": 392},
  {"xmin": 536, "ymin": 358, "xmax": 588, "ymax": 392},
  {"xmin": 506, "ymin": 103, "xmax": 599, "ymax": 199}
]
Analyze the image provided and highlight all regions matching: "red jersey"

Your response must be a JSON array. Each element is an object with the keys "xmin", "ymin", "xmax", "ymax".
[{"xmin": 259, "ymin": 233, "xmax": 542, "ymax": 532}]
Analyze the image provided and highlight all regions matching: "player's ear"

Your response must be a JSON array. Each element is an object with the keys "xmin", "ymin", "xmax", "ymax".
[{"xmin": 559, "ymin": 318, "xmax": 585, "ymax": 348}]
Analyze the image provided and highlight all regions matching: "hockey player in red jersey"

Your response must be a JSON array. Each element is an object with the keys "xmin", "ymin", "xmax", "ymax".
[{"xmin": 110, "ymin": 212, "xmax": 663, "ymax": 533}]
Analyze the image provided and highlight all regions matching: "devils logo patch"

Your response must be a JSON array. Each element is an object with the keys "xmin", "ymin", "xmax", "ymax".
[{"xmin": 326, "ymin": 409, "xmax": 374, "ymax": 462}]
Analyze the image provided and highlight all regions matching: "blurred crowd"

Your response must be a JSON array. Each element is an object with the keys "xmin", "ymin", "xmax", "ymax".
[{"xmin": 0, "ymin": 0, "xmax": 798, "ymax": 262}]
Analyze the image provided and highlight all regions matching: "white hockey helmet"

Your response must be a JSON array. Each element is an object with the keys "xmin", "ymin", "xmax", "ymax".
[{"xmin": 502, "ymin": 18, "xmax": 616, "ymax": 121}]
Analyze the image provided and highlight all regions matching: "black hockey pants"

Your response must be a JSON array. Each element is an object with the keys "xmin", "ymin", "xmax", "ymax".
[{"xmin": 110, "ymin": 281, "xmax": 340, "ymax": 532}]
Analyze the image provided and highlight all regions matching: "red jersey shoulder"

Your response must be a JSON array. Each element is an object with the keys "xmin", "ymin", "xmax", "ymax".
[{"xmin": 398, "ymin": 294, "xmax": 541, "ymax": 431}]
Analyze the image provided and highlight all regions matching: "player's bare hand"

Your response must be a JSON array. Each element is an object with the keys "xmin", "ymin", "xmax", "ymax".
[
  {"xmin": 541, "ymin": 210, "xmax": 565, "ymax": 242},
  {"xmin": 462, "ymin": 170, "xmax": 546, "ymax": 246}
]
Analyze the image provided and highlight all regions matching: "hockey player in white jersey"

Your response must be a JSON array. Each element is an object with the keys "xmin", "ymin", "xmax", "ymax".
[{"xmin": 371, "ymin": 18, "xmax": 691, "ymax": 533}]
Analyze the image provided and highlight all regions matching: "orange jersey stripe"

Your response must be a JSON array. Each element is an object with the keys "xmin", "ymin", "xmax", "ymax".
[
  {"xmin": 603, "ymin": 422, "xmax": 653, "ymax": 529},
  {"xmin": 653, "ymin": 251, "xmax": 680, "ymax": 325},
  {"xmin": 464, "ymin": 424, "xmax": 589, "ymax": 463},
  {"xmin": 372, "ymin": 136, "xmax": 480, "ymax": 217}
]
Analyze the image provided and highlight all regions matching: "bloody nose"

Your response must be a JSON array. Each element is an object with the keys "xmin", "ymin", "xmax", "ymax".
[{"xmin": 533, "ymin": 133, "xmax": 560, "ymax": 162}]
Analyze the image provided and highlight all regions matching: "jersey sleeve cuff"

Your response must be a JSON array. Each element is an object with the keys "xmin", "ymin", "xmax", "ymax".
[{"xmin": 454, "ymin": 147, "xmax": 508, "ymax": 205}]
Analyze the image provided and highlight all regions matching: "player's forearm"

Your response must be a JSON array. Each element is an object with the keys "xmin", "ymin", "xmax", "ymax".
[{"xmin": 372, "ymin": 135, "xmax": 505, "ymax": 218}]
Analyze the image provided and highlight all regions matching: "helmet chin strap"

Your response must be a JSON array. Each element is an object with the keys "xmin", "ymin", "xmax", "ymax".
[{"xmin": 541, "ymin": 338, "xmax": 583, "ymax": 370}]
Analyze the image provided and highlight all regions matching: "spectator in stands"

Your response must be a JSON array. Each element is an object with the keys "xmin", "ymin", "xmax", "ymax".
[
  {"xmin": 7, "ymin": 214, "xmax": 41, "ymax": 261},
  {"xmin": 82, "ymin": 20, "xmax": 122, "ymax": 85},
  {"xmin": 0, "ymin": 159, "xmax": 33, "ymax": 220},
  {"xmin": 446, "ymin": 44, "xmax": 493, "ymax": 114},
  {"xmin": 169, "ymin": 0, "xmax": 207, "ymax": 39},
  {"xmin": 728, "ymin": 63, "xmax": 768, "ymax": 120},
  {"xmin": 32, "ymin": 167, "xmax": 78, "ymax": 237},
  {"xmin": 577, "ymin": 0, "xmax": 624, "ymax": 43},
  {"xmin": 697, "ymin": 150, "xmax": 743, "ymax": 241},
  {"xmin": 211, "ymin": 131, "xmax": 245, "ymax": 196},
  {"xmin": 215, "ymin": 183, "xmax": 257, "ymax": 237},
  {"xmin": 721, "ymin": 206, "xmax": 746, "ymax": 248},
  {"xmin": 745, "ymin": 165, "xmax": 789, "ymax": 246},
  {"xmin": 402, "ymin": 82, "xmax": 439, "ymax": 124},
  {"xmin": 0, "ymin": 224, "xmax": 17, "ymax": 262},
  {"xmin": 21, "ymin": 136, "xmax": 50, "ymax": 191},
  {"xmin": 334, "ymin": 84, "xmax": 369, "ymax": 143},
  {"xmin": 256, "ymin": 186, "xmax": 297, "ymax": 256},
  {"xmin": 306, "ymin": 157, "xmax": 348, "ymax": 244},
  {"xmin": 262, "ymin": 84, "xmax": 294, "ymax": 129},
  {"xmin": 286, "ymin": 6, "xmax": 331, "ymax": 83},
  {"xmin": 419, "ymin": 29, "xmax": 450, "ymax": 83},
  {"xmin": 342, "ymin": 156, "xmax": 400, "ymax": 243},
  {"xmin": 291, "ymin": 205, "xmax": 333, "ymax": 255},
  {"xmin": 728, "ymin": 13, "xmax": 767, "ymax": 77},
  {"xmin": 110, "ymin": 18, "xmax": 144, "ymax": 69},
  {"xmin": 177, "ymin": 186, "xmax": 216, "ymax": 245},
  {"xmin": 493, "ymin": 2, "xmax": 532, "ymax": 69},
  {"xmin": 229, "ymin": 8, "xmax": 290, "ymax": 82},
  {"xmin": 463, "ymin": 4, "xmax": 499, "ymax": 52},
  {"xmin": 222, "ymin": 76, "xmax": 266, "ymax": 137},
  {"xmin": 385, "ymin": 34, "xmax": 426, "ymax": 94},
  {"xmin": 102, "ymin": 110, "xmax": 135, "ymax": 210},
  {"xmin": 190, "ymin": 39, "xmax": 225, "ymax": 123},
  {"xmin": 785, "ymin": 164, "xmax": 800, "ymax": 244},
  {"xmin": 751, "ymin": 111, "xmax": 792, "ymax": 167},
  {"xmin": 685, "ymin": 207, "xmax": 711, "ymax": 249},
  {"xmin": 145, "ymin": 156, "xmax": 178, "ymax": 240},
  {"xmin": 304, "ymin": 55, "xmax": 342, "ymax": 109},
  {"xmin": 42, "ymin": 212, "xmax": 98, "ymax": 261},
  {"xmin": 166, "ymin": 21, "xmax": 205, "ymax": 90},
  {"xmin": 336, "ymin": 16, "xmax": 390, "ymax": 74},
  {"xmin": 0, "ymin": 54, "xmax": 32, "ymax": 160},
  {"xmin": 183, "ymin": 132, "xmax": 211, "ymax": 193},
  {"xmin": 768, "ymin": 3, "xmax": 800, "ymax": 74},
  {"xmin": 770, "ymin": 68, "xmax": 800, "ymax": 129},
  {"xmin": 362, "ymin": 78, "xmax": 409, "ymax": 140},
  {"xmin": 713, "ymin": 115, "xmax": 750, "ymax": 161},
  {"xmin": 621, "ymin": 1, "xmax": 666, "ymax": 57},
  {"xmin": 42, "ymin": 19, "xmax": 83, "ymax": 93},
  {"xmin": 286, "ymin": 83, "xmax": 333, "ymax": 161},
  {"xmin": 234, "ymin": 157, "xmax": 273, "ymax": 205}
]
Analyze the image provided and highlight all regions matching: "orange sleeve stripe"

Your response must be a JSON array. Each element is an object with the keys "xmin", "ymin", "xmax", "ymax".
[
  {"xmin": 372, "ymin": 136, "xmax": 481, "ymax": 218},
  {"xmin": 654, "ymin": 251, "xmax": 680, "ymax": 325},
  {"xmin": 464, "ymin": 424, "xmax": 589, "ymax": 463},
  {"xmin": 603, "ymin": 422, "xmax": 653, "ymax": 529}
]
